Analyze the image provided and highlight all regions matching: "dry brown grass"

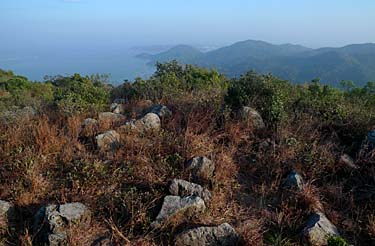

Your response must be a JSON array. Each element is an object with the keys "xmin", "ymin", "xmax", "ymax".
[{"xmin": 1, "ymin": 99, "xmax": 375, "ymax": 245}]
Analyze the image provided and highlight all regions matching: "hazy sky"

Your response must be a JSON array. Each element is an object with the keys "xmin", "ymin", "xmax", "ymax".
[{"xmin": 1, "ymin": 0, "xmax": 375, "ymax": 50}]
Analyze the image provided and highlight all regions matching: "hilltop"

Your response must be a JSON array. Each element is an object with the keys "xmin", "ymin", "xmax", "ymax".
[{"xmin": 1, "ymin": 63, "xmax": 375, "ymax": 245}]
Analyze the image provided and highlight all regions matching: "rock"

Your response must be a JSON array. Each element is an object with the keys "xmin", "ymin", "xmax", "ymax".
[
  {"xmin": 240, "ymin": 106, "xmax": 265, "ymax": 129},
  {"xmin": 151, "ymin": 196, "xmax": 206, "ymax": 228},
  {"xmin": 34, "ymin": 202, "xmax": 91, "ymax": 246},
  {"xmin": 79, "ymin": 118, "xmax": 99, "ymax": 137},
  {"xmin": 96, "ymin": 130, "xmax": 120, "ymax": 151},
  {"xmin": 169, "ymin": 179, "xmax": 211, "ymax": 203},
  {"xmin": 0, "ymin": 200, "xmax": 15, "ymax": 232},
  {"xmin": 339, "ymin": 154, "xmax": 358, "ymax": 169},
  {"xmin": 98, "ymin": 112, "xmax": 126, "ymax": 125},
  {"xmin": 0, "ymin": 106, "xmax": 36, "ymax": 123},
  {"xmin": 283, "ymin": 170, "xmax": 304, "ymax": 191},
  {"xmin": 186, "ymin": 157, "xmax": 215, "ymax": 184},
  {"xmin": 175, "ymin": 223, "xmax": 239, "ymax": 246},
  {"xmin": 140, "ymin": 113, "xmax": 161, "ymax": 131},
  {"xmin": 110, "ymin": 103, "xmax": 126, "ymax": 114},
  {"xmin": 303, "ymin": 212, "xmax": 339, "ymax": 246},
  {"xmin": 146, "ymin": 105, "xmax": 172, "ymax": 118},
  {"xmin": 121, "ymin": 113, "xmax": 161, "ymax": 133}
]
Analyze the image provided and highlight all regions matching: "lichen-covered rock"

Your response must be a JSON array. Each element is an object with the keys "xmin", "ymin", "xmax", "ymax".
[
  {"xmin": 79, "ymin": 118, "xmax": 99, "ymax": 137},
  {"xmin": 121, "ymin": 113, "xmax": 161, "ymax": 133},
  {"xmin": 146, "ymin": 105, "xmax": 172, "ymax": 118},
  {"xmin": 169, "ymin": 179, "xmax": 211, "ymax": 203},
  {"xmin": 34, "ymin": 202, "xmax": 91, "ymax": 246},
  {"xmin": 303, "ymin": 212, "xmax": 339, "ymax": 246},
  {"xmin": 98, "ymin": 112, "xmax": 126, "ymax": 125},
  {"xmin": 110, "ymin": 103, "xmax": 126, "ymax": 114},
  {"xmin": 175, "ymin": 223, "xmax": 239, "ymax": 246},
  {"xmin": 0, "ymin": 200, "xmax": 15, "ymax": 233},
  {"xmin": 240, "ymin": 106, "xmax": 265, "ymax": 129},
  {"xmin": 140, "ymin": 113, "xmax": 161, "ymax": 131},
  {"xmin": 283, "ymin": 170, "xmax": 304, "ymax": 191},
  {"xmin": 186, "ymin": 157, "xmax": 215, "ymax": 184},
  {"xmin": 151, "ymin": 196, "xmax": 206, "ymax": 228},
  {"xmin": 96, "ymin": 130, "xmax": 120, "ymax": 151}
]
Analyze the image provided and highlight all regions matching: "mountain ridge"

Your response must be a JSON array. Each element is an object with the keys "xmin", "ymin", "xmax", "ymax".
[{"xmin": 141, "ymin": 40, "xmax": 375, "ymax": 86}]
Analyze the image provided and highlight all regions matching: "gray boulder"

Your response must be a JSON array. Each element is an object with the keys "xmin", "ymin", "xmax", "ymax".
[
  {"xmin": 121, "ymin": 113, "xmax": 161, "ymax": 133},
  {"xmin": 146, "ymin": 105, "xmax": 172, "ymax": 118},
  {"xmin": 110, "ymin": 103, "xmax": 126, "ymax": 114},
  {"xmin": 186, "ymin": 157, "xmax": 215, "ymax": 183},
  {"xmin": 98, "ymin": 112, "xmax": 126, "ymax": 125},
  {"xmin": 140, "ymin": 113, "xmax": 161, "ymax": 131},
  {"xmin": 151, "ymin": 196, "xmax": 206, "ymax": 228},
  {"xmin": 283, "ymin": 170, "xmax": 304, "ymax": 191},
  {"xmin": 34, "ymin": 202, "xmax": 91, "ymax": 246},
  {"xmin": 303, "ymin": 212, "xmax": 339, "ymax": 246},
  {"xmin": 175, "ymin": 223, "xmax": 239, "ymax": 246},
  {"xmin": 96, "ymin": 130, "xmax": 120, "ymax": 151},
  {"xmin": 240, "ymin": 106, "xmax": 265, "ymax": 129},
  {"xmin": 0, "ymin": 200, "xmax": 15, "ymax": 232},
  {"xmin": 169, "ymin": 179, "xmax": 211, "ymax": 203}
]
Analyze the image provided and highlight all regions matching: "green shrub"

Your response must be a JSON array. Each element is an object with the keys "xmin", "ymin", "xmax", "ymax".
[
  {"xmin": 327, "ymin": 235, "xmax": 348, "ymax": 246},
  {"xmin": 0, "ymin": 70, "xmax": 54, "ymax": 110},
  {"xmin": 225, "ymin": 71, "xmax": 293, "ymax": 124},
  {"xmin": 47, "ymin": 73, "xmax": 110, "ymax": 114},
  {"xmin": 127, "ymin": 60, "xmax": 228, "ymax": 103}
]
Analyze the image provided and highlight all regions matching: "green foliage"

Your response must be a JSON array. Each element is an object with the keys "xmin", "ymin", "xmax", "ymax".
[
  {"xmin": 130, "ymin": 60, "xmax": 227, "ymax": 103},
  {"xmin": 0, "ymin": 70, "xmax": 53, "ymax": 110},
  {"xmin": 46, "ymin": 73, "xmax": 110, "ymax": 113},
  {"xmin": 327, "ymin": 235, "xmax": 348, "ymax": 246},
  {"xmin": 225, "ymin": 71, "xmax": 293, "ymax": 124}
]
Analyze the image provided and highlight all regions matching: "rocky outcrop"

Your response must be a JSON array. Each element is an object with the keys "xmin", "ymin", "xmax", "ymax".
[
  {"xmin": 0, "ymin": 200, "xmax": 15, "ymax": 233},
  {"xmin": 240, "ymin": 106, "xmax": 265, "ymax": 129},
  {"xmin": 169, "ymin": 179, "xmax": 211, "ymax": 203},
  {"xmin": 34, "ymin": 202, "xmax": 91, "ymax": 246},
  {"xmin": 283, "ymin": 170, "xmax": 304, "ymax": 191},
  {"xmin": 110, "ymin": 103, "xmax": 126, "ymax": 114},
  {"xmin": 122, "ymin": 113, "xmax": 161, "ymax": 133},
  {"xmin": 175, "ymin": 223, "xmax": 239, "ymax": 246},
  {"xmin": 186, "ymin": 157, "xmax": 215, "ymax": 184},
  {"xmin": 96, "ymin": 130, "xmax": 120, "ymax": 151},
  {"xmin": 146, "ymin": 105, "xmax": 172, "ymax": 118},
  {"xmin": 98, "ymin": 112, "xmax": 126, "ymax": 125},
  {"xmin": 303, "ymin": 212, "xmax": 339, "ymax": 246},
  {"xmin": 151, "ymin": 196, "xmax": 206, "ymax": 228}
]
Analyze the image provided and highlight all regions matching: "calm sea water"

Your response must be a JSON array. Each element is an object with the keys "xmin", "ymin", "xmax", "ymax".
[{"xmin": 0, "ymin": 46, "xmax": 157, "ymax": 85}]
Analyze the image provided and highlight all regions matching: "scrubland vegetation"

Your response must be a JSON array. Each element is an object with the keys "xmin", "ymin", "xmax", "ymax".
[{"xmin": 1, "ymin": 61, "xmax": 375, "ymax": 245}]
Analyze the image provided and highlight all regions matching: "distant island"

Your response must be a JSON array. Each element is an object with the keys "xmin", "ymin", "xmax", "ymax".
[{"xmin": 139, "ymin": 40, "xmax": 375, "ymax": 86}]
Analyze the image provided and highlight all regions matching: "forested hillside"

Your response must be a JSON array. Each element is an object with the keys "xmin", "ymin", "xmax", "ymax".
[{"xmin": 144, "ymin": 40, "xmax": 375, "ymax": 86}]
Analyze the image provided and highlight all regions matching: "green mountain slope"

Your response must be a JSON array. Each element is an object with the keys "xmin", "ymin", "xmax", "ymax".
[{"xmin": 142, "ymin": 40, "xmax": 375, "ymax": 86}]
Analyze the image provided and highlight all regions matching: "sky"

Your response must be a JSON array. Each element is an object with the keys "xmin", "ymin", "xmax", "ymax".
[{"xmin": 1, "ymin": 0, "xmax": 375, "ymax": 51}]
